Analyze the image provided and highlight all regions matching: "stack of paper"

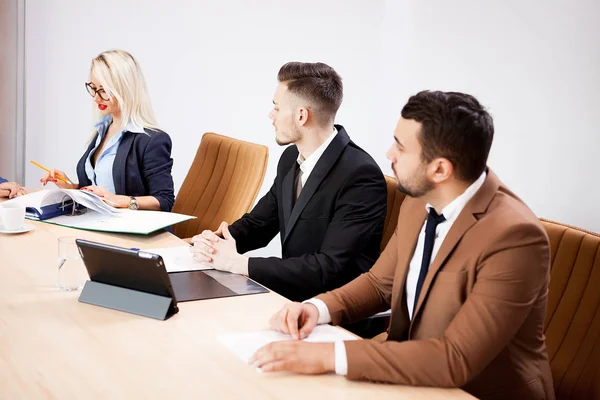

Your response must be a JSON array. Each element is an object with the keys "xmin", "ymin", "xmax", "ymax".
[
  {"xmin": 66, "ymin": 189, "xmax": 123, "ymax": 215},
  {"xmin": 218, "ymin": 325, "xmax": 358, "ymax": 363}
]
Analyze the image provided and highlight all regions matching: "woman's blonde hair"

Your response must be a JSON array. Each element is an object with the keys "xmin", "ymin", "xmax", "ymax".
[{"xmin": 90, "ymin": 49, "xmax": 158, "ymax": 131}]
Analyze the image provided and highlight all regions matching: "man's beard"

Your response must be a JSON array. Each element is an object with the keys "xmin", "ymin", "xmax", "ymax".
[{"xmin": 395, "ymin": 164, "xmax": 433, "ymax": 198}]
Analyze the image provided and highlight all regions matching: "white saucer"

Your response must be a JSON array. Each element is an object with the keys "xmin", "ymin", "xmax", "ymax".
[{"xmin": 0, "ymin": 223, "xmax": 35, "ymax": 234}]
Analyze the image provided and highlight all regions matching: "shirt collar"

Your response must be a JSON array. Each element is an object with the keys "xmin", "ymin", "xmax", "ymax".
[
  {"xmin": 94, "ymin": 114, "xmax": 145, "ymax": 136},
  {"xmin": 124, "ymin": 121, "xmax": 146, "ymax": 134},
  {"xmin": 297, "ymin": 126, "xmax": 338, "ymax": 173},
  {"xmin": 425, "ymin": 171, "xmax": 487, "ymax": 223},
  {"xmin": 94, "ymin": 113, "xmax": 113, "ymax": 133}
]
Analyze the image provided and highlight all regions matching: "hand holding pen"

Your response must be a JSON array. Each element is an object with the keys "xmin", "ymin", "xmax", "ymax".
[{"xmin": 31, "ymin": 160, "xmax": 77, "ymax": 189}]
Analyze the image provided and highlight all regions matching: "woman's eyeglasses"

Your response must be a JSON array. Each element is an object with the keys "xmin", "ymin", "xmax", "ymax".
[{"xmin": 85, "ymin": 82, "xmax": 110, "ymax": 101}]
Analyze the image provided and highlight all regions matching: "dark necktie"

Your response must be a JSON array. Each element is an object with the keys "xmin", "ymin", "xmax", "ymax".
[
  {"xmin": 295, "ymin": 167, "xmax": 303, "ymax": 200},
  {"xmin": 413, "ymin": 208, "xmax": 446, "ymax": 315},
  {"xmin": 291, "ymin": 163, "xmax": 302, "ymax": 207}
]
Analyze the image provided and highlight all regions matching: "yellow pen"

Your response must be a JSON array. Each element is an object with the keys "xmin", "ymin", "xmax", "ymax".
[{"xmin": 29, "ymin": 160, "xmax": 73, "ymax": 185}]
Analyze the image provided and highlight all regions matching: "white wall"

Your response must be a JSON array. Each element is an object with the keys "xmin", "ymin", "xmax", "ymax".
[
  {"xmin": 24, "ymin": 0, "xmax": 385, "ymax": 188},
  {"xmin": 19, "ymin": 0, "xmax": 600, "ymax": 252},
  {"xmin": 382, "ymin": 0, "xmax": 600, "ymax": 232},
  {"xmin": 23, "ymin": 0, "xmax": 385, "ymax": 255}
]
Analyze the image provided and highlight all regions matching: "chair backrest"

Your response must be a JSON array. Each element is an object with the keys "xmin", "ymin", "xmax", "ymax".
[
  {"xmin": 172, "ymin": 132, "xmax": 269, "ymax": 239},
  {"xmin": 381, "ymin": 175, "xmax": 406, "ymax": 251},
  {"xmin": 541, "ymin": 218, "xmax": 600, "ymax": 400}
]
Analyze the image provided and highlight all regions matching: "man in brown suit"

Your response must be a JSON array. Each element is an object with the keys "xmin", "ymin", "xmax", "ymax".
[{"xmin": 249, "ymin": 91, "xmax": 555, "ymax": 400}]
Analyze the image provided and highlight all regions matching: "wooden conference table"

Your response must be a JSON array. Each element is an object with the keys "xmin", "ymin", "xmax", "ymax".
[{"xmin": 0, "ymin": 210, "xmax": 474, "ymax": 399}]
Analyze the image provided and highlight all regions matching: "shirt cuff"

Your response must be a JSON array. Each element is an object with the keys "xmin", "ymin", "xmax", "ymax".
[
  {"xmin": 303, "ymin": 299, "xmax": 347, "ymax": 375},
  {"xmin": 334, "ymin": 340, "xmax": 348, "ymax": 376},
  {"xmin": 238, "ymin": 256, "xmax": 249, "ymax": 276},
  {"xmin": 303, "ymin": 298, "xmax": 332, "ymax": 325}
]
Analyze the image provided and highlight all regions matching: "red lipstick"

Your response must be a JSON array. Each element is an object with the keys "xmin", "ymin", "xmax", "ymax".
[{"xmin": 98, "ymin": 104, "xmax": 107, "ymax": 111}]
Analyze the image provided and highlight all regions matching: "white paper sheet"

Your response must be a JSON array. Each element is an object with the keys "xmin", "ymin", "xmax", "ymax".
[
  {"xmin": 144, "ymin": 246, "xmax": 213, "ymax": 273},
  {"xmin": 65, "ymin": 189, "xmax": 123, "ymax": 215},
  {"xmin": 218, "ymin": 325, "xmax": 358, "ymax": 363}
]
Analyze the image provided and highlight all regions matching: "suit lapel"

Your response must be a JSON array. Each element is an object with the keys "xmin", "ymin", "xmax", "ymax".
[
  {"xmin": 410, "ymin": 170, "xmax": 501, "ymax": 327},
  {"xmin": 409, "ymin": 210, "xmax": 477, "ymax": 326},
  {"xmin": 387, "ymin": 201, "xmax": 428, "ymax": 340},
  {"xmin": 281, "ymin": 163, "xmax": 297, "ymax": 227},
  {"xmin": 112, "ymin": 131, "xmax": 134, "ymax": 195},
  {"xmin": 282, "ymin": 126, "xmax": 350, "ymax": 244},
  {"xmin": 77, "ymin": 137, "xmax": 98, "ymax": 187}
]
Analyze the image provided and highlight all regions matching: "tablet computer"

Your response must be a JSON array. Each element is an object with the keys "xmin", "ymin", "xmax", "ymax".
[
  {"xmin": 76, "ymin": 240, "xmax": 269, "ymax": 309},
  {"xmin": 76, "ymin": 239, "xmax": 179, "ymax": 319}
]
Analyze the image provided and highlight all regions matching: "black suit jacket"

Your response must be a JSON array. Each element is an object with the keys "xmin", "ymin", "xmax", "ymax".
[
  {"xmin": 76, "ymin": 128, "xmax": 175, "ymax": 212},
  {"xmin": 229, "ymin": 125, "xmax": 387, "ymax": 301}
]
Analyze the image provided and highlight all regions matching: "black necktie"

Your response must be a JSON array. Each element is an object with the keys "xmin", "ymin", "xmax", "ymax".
[
  {"xmin": 295, "ymin": 167, "xmax": 303, "ymax": 200},
  {"xmin": 291, "ymin": 162, "xmax": 302, "ymax": 207},
  {"xmin": 413, "ymin": 208, "xmax": 446, "ymax": 315}
]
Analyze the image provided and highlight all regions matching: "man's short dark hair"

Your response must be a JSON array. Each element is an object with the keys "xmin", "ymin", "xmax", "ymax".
[
  {"xmin": 401, "ymin": 90, "xmax": 494, "ymax": 182},
  {"xmin": 278, "ymin": 62, "xmax": 343, "ymax": 125}
]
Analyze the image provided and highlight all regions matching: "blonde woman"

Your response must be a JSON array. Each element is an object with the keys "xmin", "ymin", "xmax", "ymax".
[{"xmin": 40, "ymin": 50, "xmax": 175, "ymax": 211}]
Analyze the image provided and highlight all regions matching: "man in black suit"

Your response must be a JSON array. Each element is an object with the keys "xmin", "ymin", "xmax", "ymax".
[{"xmin": 191, "ymin": 62, "xmax": 387, "ymax": 302}]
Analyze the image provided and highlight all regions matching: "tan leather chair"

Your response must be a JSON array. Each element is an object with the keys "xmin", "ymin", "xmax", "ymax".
[
  {"xmin": 381, "ymin": 175, "xmax": 406, "ymax": 251},
  {"xmin": 362, "ymin": 175, "xmax": 405, "ymax": 334},
  {"xmin": 172, "ymin": 133, "xmax": 268, "ymax": 239},
  {"xmin": 541, "ymin": 219, "xmax": 600, "ymax": 400}
]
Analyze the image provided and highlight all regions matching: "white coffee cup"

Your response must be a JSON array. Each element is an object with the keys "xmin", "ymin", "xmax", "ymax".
[{"xmin": 1, "ymin": 203, "xmax": 26, "ymax": 231}]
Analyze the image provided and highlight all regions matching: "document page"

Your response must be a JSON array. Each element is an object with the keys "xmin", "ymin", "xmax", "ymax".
[
  {"xmin": 144, "ymin": 246, "xmax": 212, "ymax": 273},
  {"xmin": 218, "ymin": 325, "xmax": 358, "ymax": 363}
]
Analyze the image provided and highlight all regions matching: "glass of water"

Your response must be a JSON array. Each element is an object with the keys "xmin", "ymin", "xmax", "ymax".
[{"xmin": 57, "ymin": 236, "xmax": 88, "ymax": 291}]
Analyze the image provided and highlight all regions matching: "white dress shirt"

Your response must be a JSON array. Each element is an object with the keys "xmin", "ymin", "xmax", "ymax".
[
  {"xmin": 295, "ymin": 127, "xmax": 338, "ymax": 188},
  {"xmin": 305, "ymin": 171, "xmax": 487, "ymax": 375}
]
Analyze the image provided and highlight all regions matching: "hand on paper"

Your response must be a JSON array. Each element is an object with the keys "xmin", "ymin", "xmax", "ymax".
[
  {"xmin": 249, "ymin": 303, "xmax": 334, "ymax": 374},
  {"xmin": 249, "ymin": 341, "xmax": 335, "ymax": 374},
  {"xmin": 80, "ymin": 185, "xmax": 117, "ymax": 206},
  {"xmin": 269, "ymin": 302, "xmax": 320, "ymax": 340}
]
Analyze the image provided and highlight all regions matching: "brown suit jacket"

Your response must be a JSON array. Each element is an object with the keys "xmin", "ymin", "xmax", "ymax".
[{"xmin": 317, "ymin": 170, "xmax": 555, "ymax": 400}]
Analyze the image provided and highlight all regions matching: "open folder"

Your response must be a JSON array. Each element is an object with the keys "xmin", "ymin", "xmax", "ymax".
[
  {"xmin": 4, "ymin": 189, "xmax": 195, "ymax": 235},
  {"xmin": 9, "ymin": 189, "xmax": 121, "ymax": 220}
]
